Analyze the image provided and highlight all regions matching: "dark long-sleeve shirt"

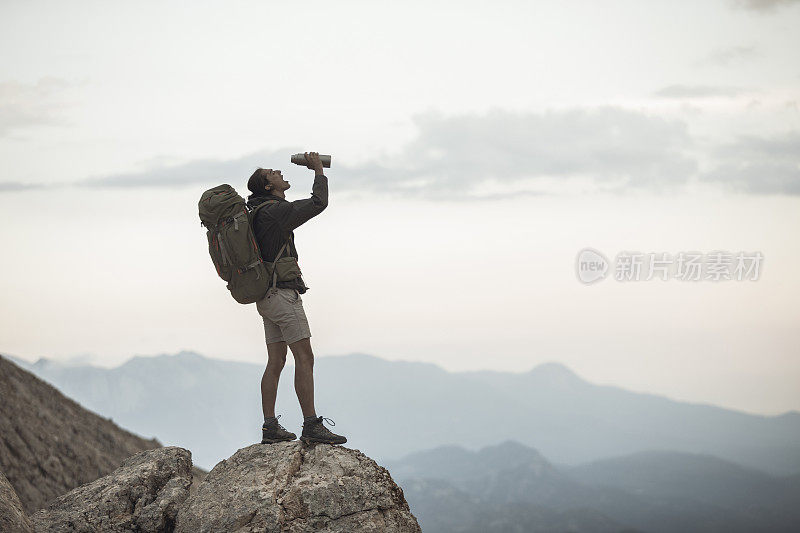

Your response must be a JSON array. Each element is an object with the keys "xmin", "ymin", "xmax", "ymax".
[{"xmin": 246, "ymin": 174, "xmax": 328, "ymax": 293}]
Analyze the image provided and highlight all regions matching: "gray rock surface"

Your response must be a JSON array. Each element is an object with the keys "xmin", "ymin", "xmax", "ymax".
[
  {"xmin": 175, "ymin": 441, "xmax": 421, "ymax": 533},
  {"xmin": 32, "ymin": 446, "xmax": 192, "ymax": 533},
  {"xmin": 0, "ymin": 470, "xmax": 33, "ymax": 533}
]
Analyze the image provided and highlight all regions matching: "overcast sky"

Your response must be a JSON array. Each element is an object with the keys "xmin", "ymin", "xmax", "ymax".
[{"xmin": 1, "ymin": 0, "xmax": 798, "ymax": 415}]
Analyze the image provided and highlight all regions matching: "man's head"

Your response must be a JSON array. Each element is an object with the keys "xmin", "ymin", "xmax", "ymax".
[{"xmin": 248, "ymin": 168, "xmax": 290, "ymax": 198}]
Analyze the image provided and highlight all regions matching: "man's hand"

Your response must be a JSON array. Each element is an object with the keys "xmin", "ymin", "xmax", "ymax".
[{"xmin": 304, "ymin": 152, "xmax": 324, "ymax": 175}]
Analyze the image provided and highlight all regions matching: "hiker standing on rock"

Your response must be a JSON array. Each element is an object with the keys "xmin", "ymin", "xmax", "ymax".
[{"xmin": 245, "ymin": 152, "xmax": 347, "ymax": 446}]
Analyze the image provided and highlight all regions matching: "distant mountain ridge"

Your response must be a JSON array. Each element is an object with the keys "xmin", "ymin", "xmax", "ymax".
[
  {"xmin": 389, "ymin": 440, "xmax": 800, "ymax": 533},
  {"xmin": 566, "ymin": 449, "xmax": 800, "ymax": 513},
  {"xmin": 6, "ymin": 350, "xmax": 800, "ymax": 476}
]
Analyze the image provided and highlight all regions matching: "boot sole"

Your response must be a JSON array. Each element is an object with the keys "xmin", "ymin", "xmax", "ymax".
[
  {"xmin": 261, "ymin": 437, "xmax": 296, "ymax": 444},
  {"xmin": 300, "ymin": 436, "xmax": 347, "ymax": 445}
]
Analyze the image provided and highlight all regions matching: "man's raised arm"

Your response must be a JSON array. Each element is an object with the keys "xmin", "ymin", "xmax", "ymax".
[{"xmin": 273, "ymin": 152, "xmax": 328, "ymax": 234}]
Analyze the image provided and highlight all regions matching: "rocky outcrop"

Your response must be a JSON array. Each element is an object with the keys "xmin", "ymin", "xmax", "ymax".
[
  {"xmin": 0, "ymin": 355, "xmax": 161, "ymax": 514},
  {"xmin": 2, "ymin": 353, "xmax": 420, "ymax": 532},
  {"xmin": 0, "ymin": 470, "xmax": 33, "ymax": 533},
  {"xmin": 175, "ymin": 442, "xmax": 421, "ymax": 533},
  {"xmin": 27, "ymin": 442, "xmax": 420, "ymax": 533},
  {"xmin": 32, "ymin": 447, "xmax": 192, "ymax": 533}
]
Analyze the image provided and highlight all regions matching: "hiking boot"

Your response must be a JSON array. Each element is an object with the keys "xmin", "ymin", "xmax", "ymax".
[
  {"xmin": 261, "ymin": 415, "xmax": 297, "ymax": 444},
  {"xmin": 300, "ymin": 416, "xmax": 347, "ymax": 445}
]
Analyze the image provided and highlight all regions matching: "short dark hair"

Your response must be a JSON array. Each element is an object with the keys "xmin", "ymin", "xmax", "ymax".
[{"xmin": 247, "ymin": 168, "xmax": 270, "ymax": 196}]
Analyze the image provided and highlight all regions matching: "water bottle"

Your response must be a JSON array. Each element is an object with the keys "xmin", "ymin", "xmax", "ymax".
[{"xmin": 291, "ymin": 153, "xmax": 332, "ymax": 168}]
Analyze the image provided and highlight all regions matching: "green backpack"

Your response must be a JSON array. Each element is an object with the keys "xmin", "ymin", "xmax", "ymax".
[{"xmin": 198, "ymin": 185, "xmax": 301, "ymax": 304}]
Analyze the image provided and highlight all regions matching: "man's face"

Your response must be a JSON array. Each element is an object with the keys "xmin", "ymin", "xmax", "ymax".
[{"xmin": 264, "ymin": 169, "xmax": 290, "ymax": 192}]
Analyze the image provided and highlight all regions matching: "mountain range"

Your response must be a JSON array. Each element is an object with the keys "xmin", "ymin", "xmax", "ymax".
[
  {"xmin": 388, "ymin": 440, "xmax": 800, "ymax": 533},
  {"xmin": 6, "ymin": 350, "xmax": 799, "ymax": 477},
  {"xmin": 4, "ymin": 349, "xmax": 800, "ymax": 532}
]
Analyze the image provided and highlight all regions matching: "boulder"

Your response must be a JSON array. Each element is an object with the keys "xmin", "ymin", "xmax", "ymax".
[
  {"xmin": 32, "ymin": 446, "xmax": 192, "ymax": 533},
  {"xmin": 0, "ymin": 470, "xmax": 33, "ymax": 533},
  {"xmin": 175, "ymin": 442, "xmax": 421, "ymax": 533}
]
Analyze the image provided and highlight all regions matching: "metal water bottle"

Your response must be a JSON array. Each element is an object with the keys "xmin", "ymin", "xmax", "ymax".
[{"xmin": 291, "ymin": 153, "xmax": 332, "ymax": 168}]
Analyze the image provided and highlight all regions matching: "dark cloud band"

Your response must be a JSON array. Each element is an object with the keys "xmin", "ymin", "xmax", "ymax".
[{"xmin": 1, "ymin": 108, "xmax": 797, "ymax": 198}]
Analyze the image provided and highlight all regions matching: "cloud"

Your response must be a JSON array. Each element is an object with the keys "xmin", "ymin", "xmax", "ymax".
[
  {"xmin": 78, "ymin": 147, "xmax": 301, "ymax": 189},
  {"xmin": 3, "ymin": 108, "xmax": 796, "ymax": 199},
  {"xmin": 730, "ymin": 0, "xmax": 800, "ymax": 12},
  {"xmin": 0, "ymin": 77, "xmax": 70, "ymax": 137},
  {"xmin": 695, "ymin": 45, "xmax": 758, "ymax": 67},
  {"xmin": 6, "ymin": 107, "xmax": 697, "ymax": 199},
  {"xmin": 653, "ymin": 85, "xmax": 748, "ymax": 98},
  {"xmin": 0, "ymin": 181, "xmax": 48, "ymax": 192},
  {"xmin": 701, "ymin": 131, "xmax": 800, "ymax": 194},
  {"xmin": 0, "ymin": 147, "xmax": 301, "ymax": 193},
  {"xmin": 341, "ymin": 107, "xmax": 698, "ymax": 198}
]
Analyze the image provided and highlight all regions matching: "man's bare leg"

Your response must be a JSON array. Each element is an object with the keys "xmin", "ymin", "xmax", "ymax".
[
  {"xmin": 288, "ymin": 337, "xmax": 316, "ymax": 418},
  {"xmin": 262, "ymin": 341, "xmax": 287, "ymax": 419},
  {"xmin": 289, "ymin": 337, "xmax": 347, "ymax": 444}
]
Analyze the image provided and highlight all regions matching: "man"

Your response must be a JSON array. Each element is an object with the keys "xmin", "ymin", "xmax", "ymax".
[{"xmin": 245, "ymin": 151, "xmax": 347, "ymax": 445}]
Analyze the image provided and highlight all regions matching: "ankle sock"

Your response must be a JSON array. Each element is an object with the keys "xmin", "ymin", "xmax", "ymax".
[
  {"xmin": 264, "ymin": 416, "xmax": 277, "ymax": 425},
  {"xmin": 304, "ymin": 415, "xmax": 319, "ymax": 424}
]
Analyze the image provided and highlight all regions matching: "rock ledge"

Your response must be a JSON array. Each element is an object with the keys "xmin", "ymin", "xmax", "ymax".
[{"xmin": 176, "ymin": 441, "xmax": 421, "ymax": 533}]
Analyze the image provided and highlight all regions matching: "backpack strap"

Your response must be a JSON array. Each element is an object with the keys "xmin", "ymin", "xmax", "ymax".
[
  {"xmin": 251, "ymin": 199, "xmax": 280, "ymax": 219},
  {"xmin": 251, "ymin": 199, "xmax": 295, "ymax": 290},
  {"xmin": 268, "ymin": 234, "xmax": 297, "ymax": 290}
]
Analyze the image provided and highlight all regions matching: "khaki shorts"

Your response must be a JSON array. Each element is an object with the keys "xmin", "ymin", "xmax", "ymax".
[{"xmin": 255, "ymin": 287, "xmax": 312, "ymax": 345}]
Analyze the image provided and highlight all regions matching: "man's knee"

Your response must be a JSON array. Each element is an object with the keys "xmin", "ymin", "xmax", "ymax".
[
  {"xmin": 268, "ymin": 355, "xmax": 287, "ymax": 370},
  {"xmin": 289, "ymin": 338, "xmax": 314, "ymax": 368},
  {"xmin": 266, "ymin": 342, "xmax": 288, "ymax": 369}
]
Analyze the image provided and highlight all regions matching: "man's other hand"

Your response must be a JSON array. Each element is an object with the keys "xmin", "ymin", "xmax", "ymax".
[{"xmin": 304, "ymin": 152, "xmax": 324, "ymax": 175}]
